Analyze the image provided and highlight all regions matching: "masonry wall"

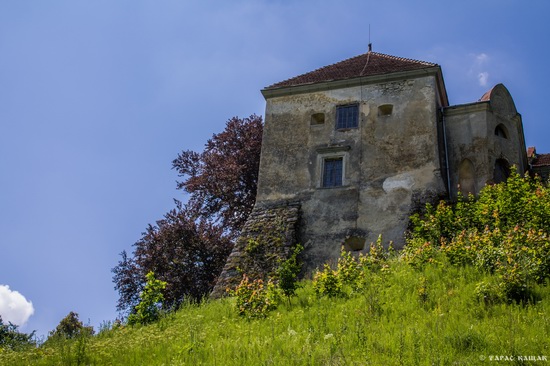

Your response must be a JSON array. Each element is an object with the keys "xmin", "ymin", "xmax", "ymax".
[
  {"xmin": 257, "ymin": 74, "xmax": 447, "ymax": 271},
  {"xmin": 444, "ymin": 84, "xmax": 527, "ymax": 198}
]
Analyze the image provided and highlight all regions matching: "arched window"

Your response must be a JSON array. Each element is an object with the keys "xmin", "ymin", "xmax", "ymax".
[
  {"xmin": 493, "ymin": 158, "xmax": 510, "ymax": 184},
  {"xmin": 495, "ymin": 124, "xmax": 509, "ymax": 139},
  {"xmin": 458, "ymin": 159, "xmax": 476, "ymax": 196}
]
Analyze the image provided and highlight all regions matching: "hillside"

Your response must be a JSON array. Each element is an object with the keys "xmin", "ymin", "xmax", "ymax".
[
  {"xmin": 3, "ymin": 172, "xmax": 550, "ymax": 365},
  {"xmin": 2, "ymin": 256, "xmax": 548, "ymax": 365}
]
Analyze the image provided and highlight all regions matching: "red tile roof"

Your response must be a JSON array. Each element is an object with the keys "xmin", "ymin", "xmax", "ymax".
[
  {"xmin": 266, "ymin": 51, "xmax": 438, "ymax": 89},
  {"xmin": 531, "ymin": 153, "xmax": 550, "ymax": 167},
  {"xmin": 479, "ymin": 86, "xmax": 494, "ymax": 102},
  {"xmin": 527, "ymin": 146, "xmax": 536, "ymax": 158}
]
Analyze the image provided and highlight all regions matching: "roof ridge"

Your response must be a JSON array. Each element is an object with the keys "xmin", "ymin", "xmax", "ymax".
[
  {"xmin": 265, "ymin": 50, "xmax": 438, "ymax": 90},
  {"xmin": 368, "ymin": 51, "xmax": 437, "ymax": 66}
]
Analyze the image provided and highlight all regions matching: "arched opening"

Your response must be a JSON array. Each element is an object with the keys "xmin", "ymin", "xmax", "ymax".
[
  {"xmin": 458, "ymin": 159, "xmax": 476, "ymax": 196},
  {"xmin": 493, "ymin": 158, "xmax": 510, "ymax": 184},
  {"xmin": 495, "ymin": 124, "xmax": 509, "ymax": 139}
]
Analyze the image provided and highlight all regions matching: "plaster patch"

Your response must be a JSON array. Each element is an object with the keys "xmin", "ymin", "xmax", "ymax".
[{"xmin": 383, "ymin": 173, "xmax": 415, "ymax": 192}]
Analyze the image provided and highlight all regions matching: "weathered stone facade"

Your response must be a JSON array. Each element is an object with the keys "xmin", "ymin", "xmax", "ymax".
[
  {"xmin": 214, "ymin": 49, "xmax": 528, "ymax": 291},
  {"xmin": 444, "ymin": 84, "xmax": 528, "ymax": 198}
]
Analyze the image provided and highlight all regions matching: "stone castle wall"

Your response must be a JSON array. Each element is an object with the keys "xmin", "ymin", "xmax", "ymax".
[{"xmin": 211, "ymin": 202, "xmax": 300, "ymax": 298}]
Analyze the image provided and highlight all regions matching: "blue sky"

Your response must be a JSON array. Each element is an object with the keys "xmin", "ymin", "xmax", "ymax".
[{"xmin": 1, "ymin": 0, "xmax": 549, "ymax": 339}]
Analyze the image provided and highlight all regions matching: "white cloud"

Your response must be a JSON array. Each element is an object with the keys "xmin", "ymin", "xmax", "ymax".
[
  {"xmin": 0, "ymin": 285, "xmax": 34, "ymax": 326},
  {"xmin": 476, "ymin": 53, "xmax": 489, "ymax": 64},
  {"xmin": 478, "ymin": 72, "xmax": 489, "ymax": 87}
]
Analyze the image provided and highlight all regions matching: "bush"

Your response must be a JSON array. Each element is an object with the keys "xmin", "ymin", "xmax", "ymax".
[
  {"xmin": 404, "ymin": 170, "xmax": 550, "ymax": 304},
  {"xmin": 275, "ymin": 244, "xmax": 303, "ymax": 301},
  {"xmin": 128, "ymin": 272, "xmax": 167, "ymax": 326},
  {"xmin": 232, "ymin": 275, "xmax": 278, "ymax": 319},
  {"xmin": 313, "ymin": 264, "xmax": 345, "ymax": 298}
]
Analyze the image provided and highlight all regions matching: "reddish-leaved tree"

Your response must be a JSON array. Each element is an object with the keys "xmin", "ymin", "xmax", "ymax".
[
  {"xmin": 172, "ymin": 114, "xmax": 263, "ymax": 236},
  {"xmin": 113, "ymin": 115, "xmax": 263, "ymax": 315}
]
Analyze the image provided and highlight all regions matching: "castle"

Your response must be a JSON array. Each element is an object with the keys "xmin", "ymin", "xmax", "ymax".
[{"xmin": 212, "ymin": 47, "xmax": 535, "ymax": 294}]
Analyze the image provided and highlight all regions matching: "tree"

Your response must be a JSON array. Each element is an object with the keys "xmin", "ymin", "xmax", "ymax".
[
  {"xmin": 0, "ymin": 315, "xmax": 35, "ymax": 351},
  {"xmin": 127, "ymin": 272, "xmax": 166, "ymax": 326},
  {"xmin": 113, "ymin": 114, "xmax": 263, "ymax": 316},
  {"xmin": 172, "ymin": 114, "xmax": 263, "ymax": 236},
  {"xmin": 113, "ymin": 205, "xmax": 233, "ymax": 314},
  {"xmin": 48, "ymin": 312, "xmax": 93, "ymax": 340}
]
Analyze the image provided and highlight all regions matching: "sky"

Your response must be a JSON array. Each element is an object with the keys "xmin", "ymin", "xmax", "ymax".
[{"xmin": 1, "ymin": 0, "xmax": 549, "ymax": 339}]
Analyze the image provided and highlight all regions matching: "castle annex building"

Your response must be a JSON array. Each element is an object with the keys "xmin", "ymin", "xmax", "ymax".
[{"xmin": 255, "ymin": 48, "xmax": 527, "ymax": 268}]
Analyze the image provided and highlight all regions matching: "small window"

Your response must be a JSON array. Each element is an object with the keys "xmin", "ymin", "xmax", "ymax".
[
  {"xmin": 323, "ymin": 158, "xmax": 343, "ymax": 187},
  {"xmin": 344, "ymin": 236, "xmax": 366, "ymax": 251},
  {"xmin": 336, "ymin": 104, "xmax": 358, "ymax": 129},
  {"xmin": 495, "ymin": 124, "xmax": 508, "ymax": 139},
  {"xmin": 378, "ymin": 104, "xmax": 393, "ymax": 116},
  {"xmin": 311, "ymin": 113, "xmax": 325, "ymax": 125}
]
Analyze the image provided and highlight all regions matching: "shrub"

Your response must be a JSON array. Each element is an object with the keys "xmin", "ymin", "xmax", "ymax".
[
  {"xmin": 313, "ymin": 264, "xmax": 345, "ymax": 298},
  {"xmin": 232, "ymin": 275, "xmax": 278, "ymax": 319},
  {"xmin": 275, "ymin": 244, "xmax": 303, "ymax": 301},
  {"xmin": 404, "ymin": 170, "xmax": 550, "ymax": 304},
  {"xmin": 128, "ymin": 272, "xmax": 167, "ymax": 326}
]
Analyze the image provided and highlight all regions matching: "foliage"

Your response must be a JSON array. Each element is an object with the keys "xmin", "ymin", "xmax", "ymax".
[
  {"xmin": 128, "ymin": 272, "xmax": 167, "ymax": 326},
  {"xmin": 0, "ymin": 316, "xmax": 35, "ymax": 351},
  {"xmin": 112, "ymin": 204, "xmax": 233, "ymax": 315},
  {"xmin": 403, "ymin": 170, "xmax": 550, "ymax": 304},
  {"xmin": 274, "ymin": 244, "xmax": 303, "ymax": 301},
  {"xmin": 313, "ymin": 239, "xmax": 393, "ymax": 298},
  {"xmin": 312, "ymin": 264, "xmax": 344, "ymax": 298},
  {"xmin": 48, "ymin": 312, "xmax": 94, "ymax": 340},
  {"xmin": 113, "ymin": 115, "xmax": 262, "ymax": 317},
  {"xmin": 231, "ymin": 275, "xmax": 278, "ymax": 319},
  {"xmin": 172, "ymin": 114, "xmax": 263, "ymax": 235}
]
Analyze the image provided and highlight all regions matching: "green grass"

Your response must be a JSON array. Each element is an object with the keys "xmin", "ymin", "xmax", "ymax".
[{"xmin": 2, "ymin": 259, "xmax": 549, "ymax": 365}]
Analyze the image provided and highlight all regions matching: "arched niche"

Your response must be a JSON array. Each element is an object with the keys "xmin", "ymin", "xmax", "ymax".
[
  {"xmin": 458, "ymin": 159, "xmax": 476, "ymax": 196},
  {"xmin": 494, "ymin": 123, "xmax": 509, "ymax": 139}
]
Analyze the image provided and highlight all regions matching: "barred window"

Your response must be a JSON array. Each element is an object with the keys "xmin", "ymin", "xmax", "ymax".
[
  {"xmin": 336, "ymin": 104, "xmax": 359, "ymax": 129},
  {"xmin": 323, "ymin": 158, "xmax": 343, "ymax": 187}
]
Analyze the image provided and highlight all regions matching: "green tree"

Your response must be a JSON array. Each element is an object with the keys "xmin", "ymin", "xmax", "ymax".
[
  {"xmin": 128, "ymin": 272, "xmax": 167, "ymax": 326},
  {"xmin": 0, "ymin": 316, "xmax": 35, "ymax": 351},
  {"xmin": 48, "ymin": 312, "xmax": 94, "ymax": 340}
]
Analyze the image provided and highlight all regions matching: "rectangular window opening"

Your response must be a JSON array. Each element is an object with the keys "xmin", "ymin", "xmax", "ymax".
[
  {"xmin": 323, "ymin": 158, "xmax": 343, "ymax": 187},
  {"xmin": 336, "ymin": 104, "xmax": 359, "ymax": 129}
]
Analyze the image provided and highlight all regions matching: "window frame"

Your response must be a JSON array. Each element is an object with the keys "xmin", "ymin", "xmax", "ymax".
[
  {"xmin": 336, "ymin": 104, "xmax": 359, "ymax": 130},
  {"xmin": 316, "ymin": 146, "xmax": 349, "ymax": 189},
  {"xmin": 322, "ymin": 157, "xmax": 344, "ymax": 188}
]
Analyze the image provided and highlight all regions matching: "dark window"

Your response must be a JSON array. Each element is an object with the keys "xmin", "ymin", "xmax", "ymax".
[
  {"xmin": 493, "ymin": 158, "xmax": 510, "ymax": 184},
  {"xmin": 378, "ymin": 104, "xmax": 393, "ymax": 116},
  {"xmin": 311, "ymin": 113, "xmax": 325, "ymax": 125},
  {"xmin": 323, "ymin": 158, "xmax": 343, "ymax": 187},
  {"xmin": 336, "ymin": 104, "xmax": 359, "ymax": 129}
]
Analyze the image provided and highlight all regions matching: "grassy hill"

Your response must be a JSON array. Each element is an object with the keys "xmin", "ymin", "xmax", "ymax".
[
  {"xmin": 2, "ymin": 256, "xmax": 548, "ymax": 365},
  {"xmin": 4, "ymin": 172, "xmax": 550, "ymax": 365}
]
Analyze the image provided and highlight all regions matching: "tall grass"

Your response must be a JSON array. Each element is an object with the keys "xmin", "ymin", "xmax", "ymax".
[{"xmin": 2, "ymin": 257, "xmax": 549, "ymax": 365}]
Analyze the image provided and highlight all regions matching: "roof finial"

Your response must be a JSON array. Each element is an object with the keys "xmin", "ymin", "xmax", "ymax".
[{"xmin": 368, "ymin": 43, "xmax": 372, "ymax": 52}]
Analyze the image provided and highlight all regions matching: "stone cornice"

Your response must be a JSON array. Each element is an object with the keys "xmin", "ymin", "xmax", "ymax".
[{"xmin": 262, "ymin": 66, "xmax": 446, "ymax": 103}]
